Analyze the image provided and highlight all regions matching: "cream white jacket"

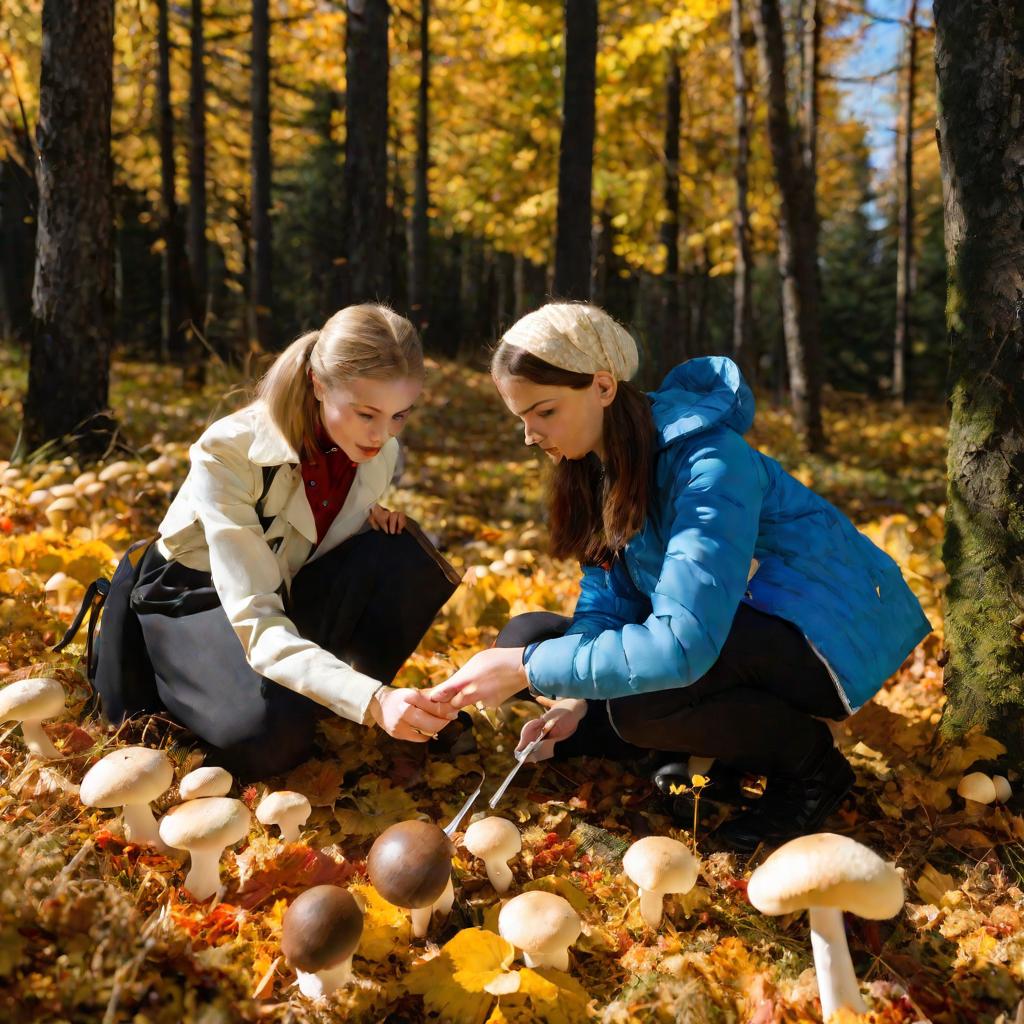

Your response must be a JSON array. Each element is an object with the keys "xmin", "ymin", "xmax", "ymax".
[{"xmin": 156, "ymin": 402, "xmax": 400, "ymax": 725}]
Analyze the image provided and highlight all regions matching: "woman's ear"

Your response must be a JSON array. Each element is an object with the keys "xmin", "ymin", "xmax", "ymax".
[
  {"xmin": 593, "ymin": 371, "xmax": 618, "ymax": 408},
  {"xmin": 309, "ymin": 370, "xmax": 324, "ymax": 403}
]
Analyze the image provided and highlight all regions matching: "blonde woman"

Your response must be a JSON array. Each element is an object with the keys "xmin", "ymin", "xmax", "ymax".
[
  {"xmin": 430, "ymin": 302, "xmax": 930, "ymax": 852},
  {"xmin": 89, "ymin": 305, "xmax": 459, "ymax": 778}
]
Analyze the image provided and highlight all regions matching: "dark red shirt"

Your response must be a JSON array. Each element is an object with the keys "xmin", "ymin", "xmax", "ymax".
[{"xmin": 301, "ymin": 421, "xmax": 357, "ymax": 543}]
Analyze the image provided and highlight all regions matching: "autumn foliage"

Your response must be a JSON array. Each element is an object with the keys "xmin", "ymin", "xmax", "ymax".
[{"xmin": 0, "ymin": 356, "xmax": 1021, "ymax": 1022}]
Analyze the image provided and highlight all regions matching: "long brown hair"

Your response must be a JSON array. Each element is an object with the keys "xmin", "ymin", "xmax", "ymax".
[
  {"xmin": 255, "ymin": 304, "xmax": 423, "ymax": 460},
  {"xmin": 492, "ymin": 344, "xmax": 656, "ymax": 565}
]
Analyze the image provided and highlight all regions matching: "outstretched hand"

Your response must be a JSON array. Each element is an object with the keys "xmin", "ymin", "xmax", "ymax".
[
  {"xmin": 515, "ymin": 699, "xmax": 588, "ymax": 762},
  {"xmin": 426, "ymin": 646, "xmax": 529, "ymax": 712}
]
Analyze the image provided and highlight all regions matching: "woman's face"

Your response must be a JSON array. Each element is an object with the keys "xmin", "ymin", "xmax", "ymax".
[
  {"xmin": 495, "ymin": 371, "xmax": 617, "ymax": 462},
  {"xmin": 312, "ymin": 375, "xmax": 422, "ymax": 463}
]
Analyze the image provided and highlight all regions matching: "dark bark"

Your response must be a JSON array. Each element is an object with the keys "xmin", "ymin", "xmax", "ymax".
[
  {"xmin": 346, "ymin": 0, "xmax": 390, "ymax": 304},
  {"xmin": 250, "ymin": 0, "xmax": 274, "ymax": 348},
  {"xmin": 23, "ymin": 0, "xmax": 116, "ymax": 456},
  {"xmin": 553, "ymin": 0, "xmax": 596, "ymax": 301},
  {"xmin": 752, "ymin": 0, "xmax": 825, "ymax": 451},
  {"xmin": 189, "ymin": 0, "xmax": 208, "ymax": 348},
  {"xmin": 936, "ymin": 0, "xmax": 1024, "ymax": 762},
  {"xmin": 660, "ymin": 52, "xmax": 682, "ymax": 376},
  {"xmin": 800, "ymin": 0, "xmax": 820, "ymax": 189},
  {"xmin": 156, "ymin": 0, "xmax": 192, "ymax": 367},
  {"xmin": 408, "ymin": 0, "xmax": 430, "ymax": 330},
  {"xmin": 893, "ymin": 0, "xmax": 918, "ymax": 404},
  {"xmin": 591, "ymin": 207, "xmax": 613, "ymax": 308},
  {"xmin": 730, "ymin": 0, "xmax": 756, "ymax": 382},
  {"xmin": 0, "ymin": 146, "xmax": 37, "ymax": 343}
]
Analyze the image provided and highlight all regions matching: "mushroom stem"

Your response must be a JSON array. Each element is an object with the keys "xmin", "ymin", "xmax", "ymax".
[
  {"xmin": 409, "ymin": 905, "xmax": 432, "ymax": 938},
  {"xmin": 278, "ymin": 818, "xmax": 302, "ymax": 844},
  {"xmin": 295, "ymin": 957, "xmax": 353, "ymax": 998},
  {"xmin": 121, "ymin": 801, "xmax": 163, "ymax": 848},
  {"xmin": 484, "ymin": 859, "xmax": 513, "ymax": 894},
  {"xmin": 433, "ymin": 876, "xmax": 455, "ymax": 918},
  {"xmin": 182, "ymin": 847, "xmax": 224, "ymax": 901},
  {"xmin": 523, "ymin": 945, "xmax": 570, "ymax": 972},
  {"xmin": 638, "ymin": 887, "xmax": 664, "ymax": 929},
  {"xmin": 808, "ymin": 906, "xmax": 866, "ymax": 1019},
  {"xmin": 21, "ymin": 720, "xmax": 61, "ymax": 759}
]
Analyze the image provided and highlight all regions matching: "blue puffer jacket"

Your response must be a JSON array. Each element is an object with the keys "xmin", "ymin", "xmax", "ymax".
[{"xmin": 525, "ymin": 357, "xmax": 931, "ymax": 713}]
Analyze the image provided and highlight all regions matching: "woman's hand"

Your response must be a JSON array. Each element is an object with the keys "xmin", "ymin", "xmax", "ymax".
[
  {"xmin": 369, "ymin": 503, "xmax": 406, "ymax": 534},
  {"xmin": 426, "ymin": 646, "xmax": 528, "ymax": 711},
  {"xmin": 516, "ymin": 699, "xmax": 588, "ymax": 762},
  {"xmin": 369, "ymin": 685, "xmax": 457, "ymax": 742}
]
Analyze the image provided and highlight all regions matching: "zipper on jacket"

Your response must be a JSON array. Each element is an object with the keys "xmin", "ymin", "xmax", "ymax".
[{"xmin": 802, "ymin": 630, "xmax": 854, "ymax": 715}]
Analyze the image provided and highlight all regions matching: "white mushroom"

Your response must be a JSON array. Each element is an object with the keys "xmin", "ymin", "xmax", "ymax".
[
  {"xmin": 0, "ymin": 676, "xmax": 65, "ymax": 758},
  {"xmin": 80, "ymin": 746, "xmax": 174, "ymax": 847},
  {"xmin": 622, "ymin": 835, "xmax": 699, "ymax": 929},
  {"xmin": 992, "ymin": 776, "xmax": 1013, "ymax": 804},
  {"xmin": 256, "ymin": 791, "xmax": 312, "ymax": 843},
  {"xmin": 747, "ymin": 832, "xmax": 904, "ymax": 1020},
  {"xmin": 179, "ymin": 766, "xmax": 233, "ymax": 800},
  {"xmin": 498, "ymin": 891, "xmax": 581, "ymax": 971},
  {"xmin": 158, "ymin": 797, "xmax": 251, "ymax": 900},
  {"xmin": 957, "ymin": 772, "xmax": 997, "ymax": 805},
  {"xmin": 463, "ymin": 817, "xmax": 521, "ymax": 894}
]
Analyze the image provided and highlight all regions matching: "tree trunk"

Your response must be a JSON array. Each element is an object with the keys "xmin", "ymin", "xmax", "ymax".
[
  {"xmin": 408, "ymin": 0, "xmax": 430, "ymax": 330},
  {"xmin": 893, "ymin": 0, "xmax": 918, "ymax": 405},
  {"xmin": 591, "ymin": 207, "xmax": 613, "ymax": 308},
  {"xmin": 751, "ymin": 0, "xmax": 825, "ymax": 451},
  {"xmin": 250, "ymin": 0, "xmax": 274, "ymax": 348},
  {"xmin": 346, "ymin": 0, "xmax": 390, "ymax": 304},
  {"xmin": 730, "ymin": 0, "xmax": 756, "ymax": 383},
  {"xmin": 935, "ymin": 0, "xmax": 1024, "ymax": 761},
  {"xmin": 800, "ymin": 0, "xmax": 820, "ymax": 190},
  {"xmin": 23, "ymin": 0, "xmax": 116, "ymax": 457},
  {"xmin": 514, "ymin": 252, "xmax": 527, "ymax": 320},
  {"xmin": 553, "ymin": 0, "xmax": 596, "ymax": 300},
  {"xmin": 156, "ymin": 0, "xmax": 192, "ymax": 369},
  {"xmin": 189, "ymin": 0, "xmax": 208, "ymax": 355},
  {"xmin": 660, "ymin": 51, "xmax": 682, "ymax": 377},
  {"xmin": 0, "ymin": 145, "xmax": 37, "ymax": 344}
]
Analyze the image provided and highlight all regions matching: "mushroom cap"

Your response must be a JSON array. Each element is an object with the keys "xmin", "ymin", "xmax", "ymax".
[
  {"xmin": 957, "ymin": 772, "xmax": 997, "ymax": 805},
  {"xmin": 158, "ymin": 796, "xmax": 251, "ymax": 852},
  {"xmin": 463, "ymin": 816, "xmax": 522, "ymax": 861},
  {"xmin": 0, "ymin": 676, "xmax": 65, "ymax": 724},
  {"xmin": 366, "ymin": 819, "xmax": 454, "ymax": 909},
  {"xmin": 622, "ymin": 835, "xmax": 699, "ymax": 895},
  {"xmin": 747, "ymin": 832, "xmax": 904, "ymax": 919},
  {"xmin": 498, "ymin": 891, "xmax": 581, "ymax": 955},
  {"xmin": 256, "ymin": 790, "xmax": 312, "ymax": 825},
  {"xmin": 80, "ymin": 746, "xmax": 173, "ymax": 808},
  {"xmin": 992, "ymin": 775, "xmax": 1013, "ymax": 804},
  {"xmin": 179, "ymin": 766, "xmax": 233, "ymax": 800},
  {"xmin": 281, "ymin": 885, "xmax": 364, "ymax": 973}
]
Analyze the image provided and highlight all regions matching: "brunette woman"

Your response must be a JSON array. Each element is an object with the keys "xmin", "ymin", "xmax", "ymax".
[{"xmin": 428, "ymin": 303, "xmax": 930, "ymax": 851}]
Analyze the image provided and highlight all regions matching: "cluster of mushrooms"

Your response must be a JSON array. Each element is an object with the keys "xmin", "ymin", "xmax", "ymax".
[{"xmin": 0, "ymin": 674, "xmax": 1013, "ymax": 1014}]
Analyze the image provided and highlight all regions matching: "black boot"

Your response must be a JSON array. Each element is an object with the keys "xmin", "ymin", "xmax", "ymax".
[{"xmin": 713, "ymin": 745, "xmax": 855, "ymax": 854}]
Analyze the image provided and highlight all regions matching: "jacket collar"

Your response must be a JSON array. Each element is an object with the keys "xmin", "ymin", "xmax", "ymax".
[{"xmin": 246, "ymin": 403, "xmax": 301, "ymax": 466}]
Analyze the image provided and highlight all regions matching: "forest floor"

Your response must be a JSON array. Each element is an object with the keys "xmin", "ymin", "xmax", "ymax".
[{"xmin": 0, "ymin": 350, "xmax": 1022, "ymax": 1024}]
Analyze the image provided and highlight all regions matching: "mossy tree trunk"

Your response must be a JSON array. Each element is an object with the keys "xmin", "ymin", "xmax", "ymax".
[{"xmin": 936, "ymin": 0, "xmax": 1024, "ymax": 763}]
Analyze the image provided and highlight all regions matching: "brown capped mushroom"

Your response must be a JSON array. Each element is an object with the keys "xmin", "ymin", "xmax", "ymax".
[
  {"xmin": 281, "ymin": 885, "xmax": 364, "ymax": 998},
  {"xmin": 366, "ymin": 820, "xmax": 454, "ymax": 938}
]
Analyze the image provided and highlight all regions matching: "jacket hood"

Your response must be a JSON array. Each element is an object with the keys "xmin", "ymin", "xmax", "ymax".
[{"xmin": 648, "ymin": 357, "xmax": 755, "ymax": 448}]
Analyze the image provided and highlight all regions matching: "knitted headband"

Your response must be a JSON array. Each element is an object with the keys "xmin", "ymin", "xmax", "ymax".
[{"xmin": 500, "ymin": 303, "xmax": 639, "ymax": 381}]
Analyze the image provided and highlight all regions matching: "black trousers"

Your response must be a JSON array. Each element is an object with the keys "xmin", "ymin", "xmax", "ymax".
[
  {"xmin": 496, "ymin": 602, "xmax": 848, "ymax": 777},
  {"xmin": 126, "ymin": 530, "xmax": 456, "ymax": 779}
]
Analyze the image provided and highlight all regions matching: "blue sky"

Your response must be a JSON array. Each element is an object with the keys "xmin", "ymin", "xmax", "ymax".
[{"xmin": 835, "ymin": 0, "xmax": 932, "ymax": 173}]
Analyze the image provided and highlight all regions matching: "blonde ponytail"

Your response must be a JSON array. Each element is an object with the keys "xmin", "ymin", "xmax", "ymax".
[{"xmin": 255, "ymin": 304, "xmax": 423, "ymax": 460}]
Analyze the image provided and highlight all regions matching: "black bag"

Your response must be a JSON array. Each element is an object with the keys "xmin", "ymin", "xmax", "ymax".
[{"xmin": 54, "ymin": 466, "xmax": 280, "ymax": 724}]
